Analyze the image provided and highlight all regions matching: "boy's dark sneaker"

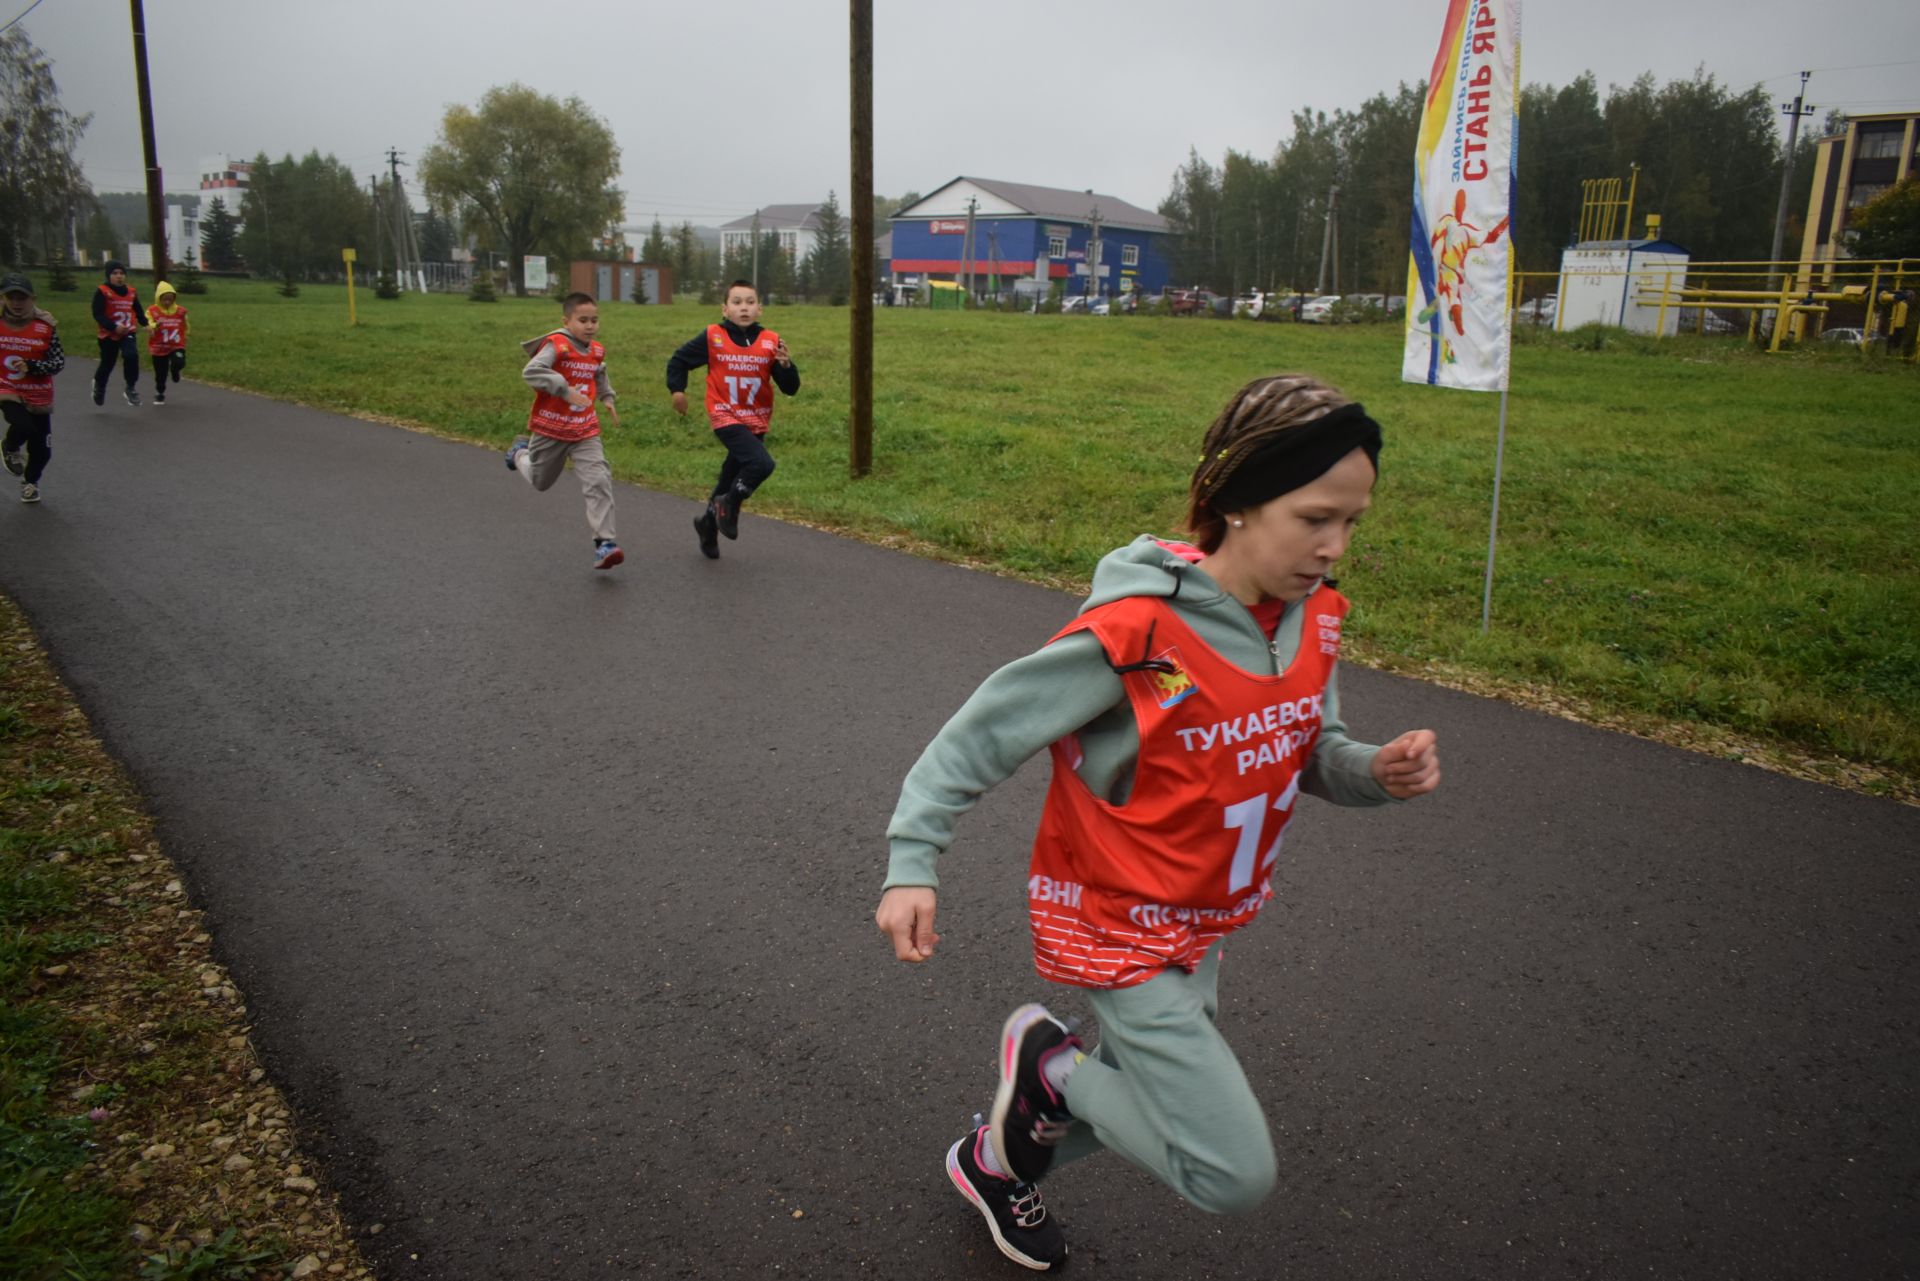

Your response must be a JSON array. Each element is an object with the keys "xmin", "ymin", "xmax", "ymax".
[
  {"xmin": 124, "ymin": 387, "xmax": 140, "ymax": 407},
  {"xmin": 712, "ymin": 490, "xmax": 741, "ymax": 540},
  {"xmin": 990, "ymin": 1004, "xmax": 1081, "ymax": 1185},
  {"xmin": 505, "ymin": 436, "xmax": 529, "ymax": 471},
  {"xmin": 92, "ymin": 383, "xmax": 105, "ymax": 406},
  {"xmin": 20, "ymin": 482, "xmax": 40, "ymax": 504},
  {"xmin": 946, "ymin": 1126, "xmax": 1067, "ymax": 1272},
  {"xmin": 692, "ymin": 508, "xmax": 720, "ymax": 559},
  {"xmin": 154, "ymin": 390, "xmax": 166, "ymax": 405},
  {"xmin": 593, "ymin": 540, "xmax": 624, "ymax": 570},
  {"xmin": 2, "ymin": 449, "xmax": 24, "ymax": 477}
]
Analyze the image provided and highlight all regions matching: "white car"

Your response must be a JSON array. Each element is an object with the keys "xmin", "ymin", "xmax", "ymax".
[
  {"xmin": 1299, "ymin": 295, "xmax": 1342, "ymax": 323},
  {"xmin": 1513, "ymin": 295, "xmax": 1557, "ymax": 326}
]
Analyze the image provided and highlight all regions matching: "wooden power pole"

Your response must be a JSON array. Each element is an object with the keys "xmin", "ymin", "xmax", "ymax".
[
  {"xmin": 129, "ymin": 0, "xmax": 169, "ymax": 278},
  {"xmin": 849, "ymin": 0, "xmax": 873, "ymax": 477}
]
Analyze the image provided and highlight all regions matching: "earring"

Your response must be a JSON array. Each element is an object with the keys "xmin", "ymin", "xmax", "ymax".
[{"xmin": 1231, "ymin": 518, "xmax": 1244, "ymax": 528}]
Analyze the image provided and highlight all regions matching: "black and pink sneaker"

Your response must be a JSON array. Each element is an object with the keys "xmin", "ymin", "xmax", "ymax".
[
  {"xmin": 989, "ymin": 1003, "xmax": 1081, "ymax": 1185},
  {"xmin": 946, "ymin": 1125, "xmax": 1067, "ymax": 1271}
]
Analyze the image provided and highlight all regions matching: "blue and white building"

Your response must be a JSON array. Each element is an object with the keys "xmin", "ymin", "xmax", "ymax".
[{"xmin": 888, "ymin": 177, "xmax": 1172, "ymax": 300}]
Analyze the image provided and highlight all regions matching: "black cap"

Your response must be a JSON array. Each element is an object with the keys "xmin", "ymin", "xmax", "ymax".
[{"xmin": 0, "ymin": 272, "xmax": 34, "ymax": 297}]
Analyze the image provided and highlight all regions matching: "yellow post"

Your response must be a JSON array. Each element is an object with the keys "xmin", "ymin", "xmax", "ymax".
[
  {"xmin": 1622, "ymin": 164, "xmax": 1639, "ymax": 243},
  {"xmin": 1656, "ymin": 270, "xmax": 1672, "ymax": 337},
  {"xmin": 342, "ymin": 248, "xmax": 358, "ymax": 326},
  {"xmin": 1862, "ymin": 264, "xmax": 1882, "ymax": 348},
  {"xmin": 1769, "ymin": 276, "xmax": 1793, "ymax": 353}
]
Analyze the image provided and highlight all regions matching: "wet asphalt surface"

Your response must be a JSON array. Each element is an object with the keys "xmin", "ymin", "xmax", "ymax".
[{"xmin": 1, "ymin": 371, "xmax": 1915, "ymax": 1281}]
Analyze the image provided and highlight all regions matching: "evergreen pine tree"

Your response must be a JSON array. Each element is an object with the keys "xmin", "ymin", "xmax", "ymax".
[
  {"xmin": 376, "ymin": 265, "xmax": 400, "ymax": 299},
  {"xmin": 200, "ymin": 197, "xmax": 241, "ymax": 271},
  {"xmin": 278, "ymin": 268, "xmax": 300, "ymax": 298},
  {"xmin": 630, "ymin": 272, "xmax": 650, "ymax": 305},
  {"xmin": 468, "ymin": 262, "xmax": 497, "ymax": 302},
  {"xmin": 176, "ymin": 255, "xmax": 206, "ymax": 294},
  {"xmin": 418, "ymin": 209, "xmax": 454, "ymax": 263},
  {"xmin": 639, "ymin": 217, "xmax": 671, "ymax": 265},
  {"xmin": 46, "ymin": 248, "xmax": 75, "ymax": 292},
  {"xmin": 804, "ymin": 191, "xmax": 851, "ymax": 305}
]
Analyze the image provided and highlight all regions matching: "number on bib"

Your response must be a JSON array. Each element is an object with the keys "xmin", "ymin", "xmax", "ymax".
[{"xmin": 1221, "ymin": 775, "xmax": 1302, "ymax": 894}]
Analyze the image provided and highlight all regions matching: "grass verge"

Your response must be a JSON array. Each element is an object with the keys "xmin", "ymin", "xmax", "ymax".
[
  {"xmin": 34, "ymin": 280, "xmax": 1920, "ymax": 795},
  {"xmin": 0, "ymin": 595, "xmax": 371, "ymax": 1280}
]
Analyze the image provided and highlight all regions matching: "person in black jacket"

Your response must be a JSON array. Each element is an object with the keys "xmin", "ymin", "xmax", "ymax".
[
  {"xmin": 90, "ymin": 260, "xmax": 147, "ymax": 407},
  {"xmin": 664, "ymin": 281, "xmax": 800, "ymax": 559}
]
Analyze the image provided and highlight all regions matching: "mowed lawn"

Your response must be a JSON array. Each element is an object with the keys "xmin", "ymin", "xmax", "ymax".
[{"xmin": 36, "ymin": 281, "xmax": 1920, "ymax": 786}]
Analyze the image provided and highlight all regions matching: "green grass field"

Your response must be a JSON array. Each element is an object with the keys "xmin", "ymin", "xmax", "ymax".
[{"xmin": 33, "ymin": 279, "xmax": 1920, "ymax": 787}]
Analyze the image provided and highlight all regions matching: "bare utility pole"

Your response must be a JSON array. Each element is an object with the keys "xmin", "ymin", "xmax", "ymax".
[
  {"xmin": 1316, "ymin": 185, "xmax": 1341, "ymax": 295},
  {"xmin": 1087, "ymin": 203, "xmax": 1103, "ymax": 298},
  {"xmin": 961, "ymin": 196, "xmax": 978, "ymax": 298},
  {"xmin": 128, "ymin": 0, "xmax": 168, "ymax": 278},
  {"xmin": 751, "ymin": 208, "xmax": 762, "ymax": 292},
  {"xmin": 369, "ymin": 173, "xmax": 384, "ymax": 284},
  {"xmin": 1768, "ymin": 71, "xmax": 1815, "ymax": 289},
  {"xmin": 849, "ymin": 0, "xmax": 873, "ymax": 477}
]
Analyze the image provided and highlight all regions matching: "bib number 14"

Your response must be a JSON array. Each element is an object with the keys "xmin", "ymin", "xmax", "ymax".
[{"xmin": 1221, "ymin": 775, "xmax": 1301, "ymax": 894}]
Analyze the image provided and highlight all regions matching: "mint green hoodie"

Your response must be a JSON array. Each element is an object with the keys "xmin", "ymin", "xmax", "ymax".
[{"xmin": 884, "ymin": 535, "xmax": 1394, "ymax": 890}]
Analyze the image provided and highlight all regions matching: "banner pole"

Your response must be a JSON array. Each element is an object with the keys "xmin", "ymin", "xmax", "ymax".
[{"xmin": 1480, "ymin": 384, "xmax": 1510, "ymax": 632}]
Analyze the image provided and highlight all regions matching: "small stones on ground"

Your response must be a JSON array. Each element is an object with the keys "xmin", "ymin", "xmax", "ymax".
[
  {"xmin": 284, "ymin": 1176, "xmax": 318, "ymax": 1193},
  {"xmin": 291, "ymin": 1255, "xmax": 323, "ymax": 1278},
  {"xmin": 142, "ymin": 1144, "xmax": 175, "ymax": 1160}
]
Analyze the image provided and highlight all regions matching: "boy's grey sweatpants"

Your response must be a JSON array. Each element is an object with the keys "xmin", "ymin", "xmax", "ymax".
[
  {"xmin": 519, "ymin": 432, "xmax": 615, "ymax": 542},
  {"xmin": 1051, "ymin": 942, "xmax": 1278, "ymax": 1215}
]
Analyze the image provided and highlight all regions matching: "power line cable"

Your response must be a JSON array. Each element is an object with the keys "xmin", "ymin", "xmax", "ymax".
[{"xmin": 0, "ymin": 0, "xmax": 47, "ymax": 35}]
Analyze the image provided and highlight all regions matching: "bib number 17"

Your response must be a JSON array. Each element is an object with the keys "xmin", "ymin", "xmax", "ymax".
[
  {"xmin": 1221, "ymin": 775, "xmax": 1301, "ymax": 894},
  {"xmin": 723, "ymin": 376, "xmax": 762, "ymax": 405}
]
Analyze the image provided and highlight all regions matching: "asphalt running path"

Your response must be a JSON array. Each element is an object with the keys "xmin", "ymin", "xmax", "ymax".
[{"xmin": 3, "ymin": 371, "xmax": 1915, "ymax": 1280}]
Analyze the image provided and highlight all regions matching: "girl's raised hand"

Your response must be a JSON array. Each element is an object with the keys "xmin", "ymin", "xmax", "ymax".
[
  {"xmin": 876, "ymin": 886, "xmax": 940, "ymax": 963},
  {"xmin": 1371, "ymin": 729, "xmax": 1441, "ymax": 799}
]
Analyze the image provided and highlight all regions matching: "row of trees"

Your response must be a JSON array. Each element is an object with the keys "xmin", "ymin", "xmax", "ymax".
[{"xmin": 1159, "ymin": 71, "xmax": 1838, "ymax": 299}]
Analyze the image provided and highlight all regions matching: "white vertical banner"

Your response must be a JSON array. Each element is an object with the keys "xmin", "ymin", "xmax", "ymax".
[
  {"xmin": 1403, "ymin": 0, "xmax": 1520, "ymax": 391},
  {"xmin": 524, "ymin": 255, "xmax": 549, "ymax": 293}
]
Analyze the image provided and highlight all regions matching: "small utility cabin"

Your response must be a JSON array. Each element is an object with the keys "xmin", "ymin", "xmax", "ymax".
[{"xmin": 1556, "ymin": 238, "xmax": 1690, "ymax": 335}]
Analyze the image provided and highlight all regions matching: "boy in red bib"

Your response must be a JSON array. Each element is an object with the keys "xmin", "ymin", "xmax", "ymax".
[
  {"xmin": 508, "ymin": 292, "xmax": 623, "ymax": 570},
  {"xmin": 0, "ymin": 273, "xmax": 66, "ymax": 504},
  {"xmin": 146, "ymin": 281, "xmax": 189, "ymax": 405},
  {"xmin": 875, "ymin": 376, "xmax": 1441, "ymax": 1271},
  {"xmin": 90, "ymin": 260, "xmax": 146, "ymax": 407},
  {"xmin": 664, "ymin": 279, "xmax": 800, "ymax": 559}
]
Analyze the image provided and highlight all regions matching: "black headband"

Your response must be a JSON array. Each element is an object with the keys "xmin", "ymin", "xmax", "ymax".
[{"xmin": 1201, "ymin": 402, "xmax": 1382, "ymax": 514}]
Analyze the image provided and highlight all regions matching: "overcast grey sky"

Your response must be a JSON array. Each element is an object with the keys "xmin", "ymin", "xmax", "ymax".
[{"xmin": 12, "ymin": 0, "xmax": 1919, "ymax": 224}]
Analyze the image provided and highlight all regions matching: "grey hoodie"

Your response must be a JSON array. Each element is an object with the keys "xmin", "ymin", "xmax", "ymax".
[
  {"xmin": 521, "ymin": 329, "xmax": 616, "ymax": 403},
  {"xmin": 883, "ymin": 535, "xmax": 1393, "ymax": 890}
]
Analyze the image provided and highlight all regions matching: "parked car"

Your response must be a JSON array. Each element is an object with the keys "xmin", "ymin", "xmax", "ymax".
[
  {"xmin": 1262, "ymin": 293, "xmax": 1308, "ymax": 321},
  {"xmin": 1299, "ymin": 294, "xmax": 1342, "ymax": 323},
  {"xmin": 1164, "ymin": 287, "xmax": 1205, "ymax": 316},
  {"xmin": 1513, "ymin": 294, "xmax": 1558, "ymax": 326},
  {"xmin": 1089, "ymin": 296, "xmax": 1112, "ymax": 316},
  {"xmin": 1233, "ymin": 291, "xmax": 1270, "ymax": 319},
  {"xmin": 1060, "ymin": 294, "xmax": 1094, "ymax": 314}
]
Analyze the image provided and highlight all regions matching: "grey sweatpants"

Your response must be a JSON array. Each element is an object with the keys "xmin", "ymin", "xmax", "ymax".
[
  {"xmin": 1051, "ymin": 942, "xmax": 1278, "ymax": 1215},
  {"xmin": 518, "ymin": 432, "xmax": 615, "ymax": 542}
]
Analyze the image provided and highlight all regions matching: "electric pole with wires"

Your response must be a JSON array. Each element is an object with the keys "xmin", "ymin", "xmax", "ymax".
[{"xmin": 1768, "ymin": 71, "xmax": 1815, "ymax": 290}]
